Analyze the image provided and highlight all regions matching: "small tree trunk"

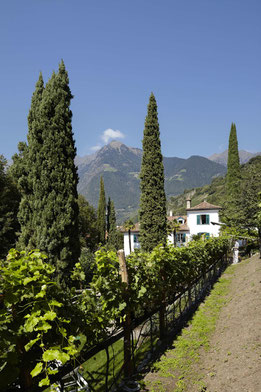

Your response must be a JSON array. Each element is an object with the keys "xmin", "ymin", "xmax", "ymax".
[{"xmin": 128, "ymin": 230, "xmax": 132, "ymax": 254}]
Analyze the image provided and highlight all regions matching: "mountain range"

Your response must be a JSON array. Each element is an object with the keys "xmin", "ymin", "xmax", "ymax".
[
  {"xmin": 76, "ymin": 141, "xmax": 227, "ymax": 222},
  {"xmin": 208, "ymin": 150, "xmax": 261, "ymax": 166}
]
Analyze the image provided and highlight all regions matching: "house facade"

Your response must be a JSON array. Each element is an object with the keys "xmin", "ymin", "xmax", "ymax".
[
  {"xmin": 122, "ymin": 199, "xmax": 222, "ymax": 256},
  {"xmin": 186, "ymin": 200, "xmax": 221, "ymax": 240}
]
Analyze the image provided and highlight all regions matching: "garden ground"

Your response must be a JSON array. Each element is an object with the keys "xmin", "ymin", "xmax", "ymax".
[{"xmin": 143, "ymin": 253, "xmax": 261, "ymax": 392}]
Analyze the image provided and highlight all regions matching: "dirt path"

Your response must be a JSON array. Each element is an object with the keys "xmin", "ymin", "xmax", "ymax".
[{"xmin": 143, "ymin": 254, "xmax": 261, "ymax": 392}]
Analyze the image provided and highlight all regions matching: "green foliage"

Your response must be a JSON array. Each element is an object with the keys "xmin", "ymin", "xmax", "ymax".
[
  {"xmin": 0, "ymin": 155, "xmax": 20, "ymax": 259},
  {"xmin": 96, "ymin": 176, "xmax": 106, "ymax": 245},
  {"xmin": 126, "ymin": 237, "xmax": 229, "ymax": 316},
  {"xmin": 139, "ymin": 93, "xmax": 167, "ymax": 251},
  {"xmin": 0, "ymin": 249, "xmax": 85, "ymax": 390},
  {"xmin": 75, "ymin": 247, "xmax": 96, "ymax": 285},
  {"xmin": 78, "ymin": 194, "xmax": 99, "ymax": 251},
  {"xmin": 0, "ymin": 237, "xmax": 229, "ymax": 390}
]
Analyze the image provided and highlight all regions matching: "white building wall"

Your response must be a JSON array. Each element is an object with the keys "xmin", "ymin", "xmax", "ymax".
[
  {"xmin": 124, "ymin": 232, "xmax": 140, "ymax": 256},
  {"xmin": 187, "ymin": 209, "xmax": 220, "ymax": 240}
]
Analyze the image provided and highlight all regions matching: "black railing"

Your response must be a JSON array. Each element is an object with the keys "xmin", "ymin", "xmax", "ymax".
[{"xmin": 50, "ymin": 253, "xmax": 229, "ymax": 392}]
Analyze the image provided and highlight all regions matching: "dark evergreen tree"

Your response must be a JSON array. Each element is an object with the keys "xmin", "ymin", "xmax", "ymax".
[
  {"xmin": 0, "ymin": 155, "xmax": 20, "ymax": 258},
  {"xmin": 139, "ymin": 93, "xmax": 167, "ymax": 251},
  {"xmin": 223, "ymin": 123, "xmax": 241, "ymax": 224},
  {"xmin": 97, "ymin": 176, "xmax": 106, "ymax": 244}
]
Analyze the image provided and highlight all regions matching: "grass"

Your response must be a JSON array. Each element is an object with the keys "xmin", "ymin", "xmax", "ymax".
[
  {"xmin": 79, "ymin": 333, "xmax": 159, "ymax": 391},
  {"xmin": 145, "ymin": 264, "xmax": 236, "ymax": 392}
]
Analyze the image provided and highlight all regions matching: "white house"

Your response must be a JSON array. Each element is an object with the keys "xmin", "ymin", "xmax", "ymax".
[
  {"xmin": 186, "ymin": 199, "xmax": 221, "ymax": 240},
  {"xmin": 122, "ymin": 199, "xmax": 222, "ymax": 256}
]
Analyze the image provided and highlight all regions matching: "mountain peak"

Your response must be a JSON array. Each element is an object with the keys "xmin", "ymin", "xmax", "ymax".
[{"xmin": 109, "ymin": 140, "xmax": 124, "ymax": 149}]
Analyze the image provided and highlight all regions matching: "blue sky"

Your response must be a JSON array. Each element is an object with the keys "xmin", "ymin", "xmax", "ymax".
[{"xmin": 1, "ymin": 0, "xmax": 260, "ymax": 159}]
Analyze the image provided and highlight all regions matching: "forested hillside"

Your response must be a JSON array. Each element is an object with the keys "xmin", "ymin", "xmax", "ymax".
[{"xmin": 168, "ymin": 156, "xmax": 261, "ymax": 217}]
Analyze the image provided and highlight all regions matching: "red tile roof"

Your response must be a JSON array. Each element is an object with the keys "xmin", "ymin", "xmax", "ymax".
[{"xmin": 187, "ymin": 201, "xmax": 222, "ymax": 211}]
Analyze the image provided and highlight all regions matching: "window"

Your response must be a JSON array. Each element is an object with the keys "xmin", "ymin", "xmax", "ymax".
[
  {"xmin": 177, "ymin": 217, "xmax": 184, "ymax": 224},
  {"xmin": 177, "ymin": 233, "xmax": 186, "ymax": 243},
  {"xmin": 197, "ymin": 214, "xmax": 209, "ymax": 225}
]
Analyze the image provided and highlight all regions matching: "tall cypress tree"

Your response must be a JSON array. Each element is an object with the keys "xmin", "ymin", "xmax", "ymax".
[
  {"xmin": 139, "ymin": 93, "xmax": 167, "ymax": 252},
  {"xmin": 33, "ymin": 61, "xmax": 80, "ymax": 282},
  {"xmin": 223, "ymin": 123, "xmax": 241, "ymax": 224},
  {"xmin": 107, "ymin": 198, "xmax": 118, "ymax": 249},
  {"xmin": 97, "ymin": 176, "xmax": 106, "ymax": 244}
]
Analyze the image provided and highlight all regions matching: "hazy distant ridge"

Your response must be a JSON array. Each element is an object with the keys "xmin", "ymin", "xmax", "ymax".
[{"xmin": 208, "ymin": 150, "xmax": 261, "ymax": 166}]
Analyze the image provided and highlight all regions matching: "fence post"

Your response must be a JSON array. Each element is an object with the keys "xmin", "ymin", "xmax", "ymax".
[
  {"xmin": 117, "ymin": 250, "xmax": 133, "ymax": 379},
  {"xmin": 159, "ymin": 270, "xmax": 166, "ymax": 340}
]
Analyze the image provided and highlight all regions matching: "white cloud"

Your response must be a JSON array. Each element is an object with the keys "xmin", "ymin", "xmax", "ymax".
[
  {"xmin": 101, "ymin": 128, "xmax": 125, "ymax": 144},
  {"xmin": 90, "ymin": 145, "xmax": 102, "ymax": 152}
]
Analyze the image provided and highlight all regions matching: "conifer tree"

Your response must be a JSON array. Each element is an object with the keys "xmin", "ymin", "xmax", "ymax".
[
  {"xmin": 223, "ymin": 123, "xmax": 241, "ymax": 224},
  {"xmin": 97, "ymin": 176, "xmax": 106, "ymax": 244},
  {"xmin": 35, "ymin": 61, "xmax": 80, "ymax": 282},
  {"xmin": 139, "ymin": 93, "xmax": 167, "ymax": 251}
]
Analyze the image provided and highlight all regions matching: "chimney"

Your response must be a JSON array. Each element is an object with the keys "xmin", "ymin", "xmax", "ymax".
[
  {"xmin": 169, "ymin": 210, "xmax": 173, "ymax": 217},
  {"xmin": 186, "ymin": 198, "xmax": 191, "ymax": 209}
]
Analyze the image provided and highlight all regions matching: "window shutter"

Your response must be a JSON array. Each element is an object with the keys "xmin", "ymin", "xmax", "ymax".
[
  {"xmin": 206, "ymin": 214, "xmax": 209, "ymax": 224},
  {"xmin": 197, "ymin": 215, "xmax": 200, "ymax": 225}
]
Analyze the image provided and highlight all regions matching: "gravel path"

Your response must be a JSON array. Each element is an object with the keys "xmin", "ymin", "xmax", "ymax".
[{"xmin": 143, "ymin": 254, "xmax": 261, "ymax": 392}]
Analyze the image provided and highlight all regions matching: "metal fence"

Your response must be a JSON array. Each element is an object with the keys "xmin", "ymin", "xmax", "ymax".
[{"xmin": 51, "ymin": 253, "xmax": 229, "ymax": 392}]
